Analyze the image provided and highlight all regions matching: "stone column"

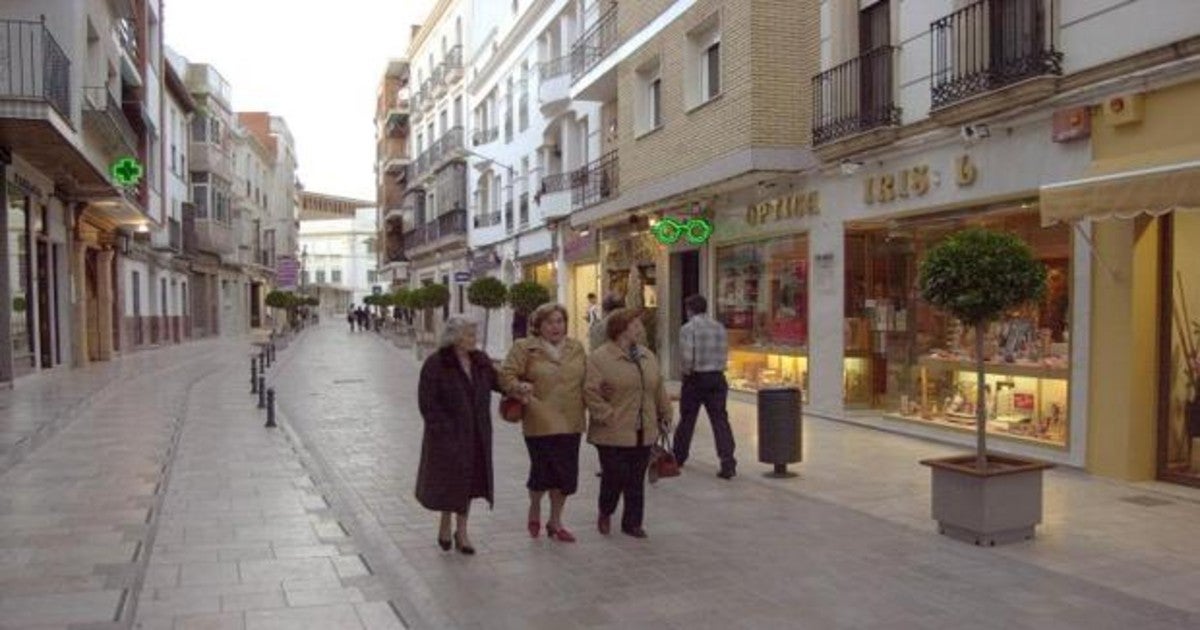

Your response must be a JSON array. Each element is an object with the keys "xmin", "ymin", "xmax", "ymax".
[
  {"xmin": 807, "ymin": 219, "xmax": 846, "ymax": 421},
  {"xmin": 0, "ymin": 153, "xmax": 12, "ymax": 386},
  {"xmin": 72, "ymin": 241, "xmax": 89, "ymax": 368},
  {"xmin": 97, "ymin": 248, "xmax": 115, "ymax": 361}
]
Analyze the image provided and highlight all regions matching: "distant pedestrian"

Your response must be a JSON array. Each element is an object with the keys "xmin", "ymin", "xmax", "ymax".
[
  {"xmin": 584, "ymin": 308, "xmax": 673, "ymax": 538},
  {"xmin": 585, "ymin": 293, "xmax": 601, "ymax": 326},
  {"xmin": 356, "ymin": 307, "xmax": 368, "ymax": 332},
  {"xmin": 588, "ymin": 293, "xmax": 624, "ymax": 352},
  {"xmin": 416, "ymin": 316, "xmax": 502, "ymax": 555},
  {"xmin": 500, "ymin": 303, "xmax": 586, "ymax": 543},
  {"xmin": 674, "ymin": 295, "xmax": 736, "ymax": 479},
  {"xmin": 347, "ymin": 305, "xmax": 356, "ymax": 332}
]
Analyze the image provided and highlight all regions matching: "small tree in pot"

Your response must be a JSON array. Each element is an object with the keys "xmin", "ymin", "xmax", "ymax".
[
  {"xmin": 917, "ymin": 228, "xmax": 1051, "ymax": 545},
  {"xmin": 467, "ymin": 276, "xmax": 507, "ymax": 354},
  {"xmin": 265, "ymin": 290, "xmax": 295, "ymax": 331},
  {"xmin": 507, "ymin": 281, "xmax": 551, "ymax": 339}
]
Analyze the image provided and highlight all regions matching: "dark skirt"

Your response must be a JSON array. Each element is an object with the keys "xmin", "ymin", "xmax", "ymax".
[{"xmin": 524, "ymin": 433, "xmax": 582, "ymax": 494}]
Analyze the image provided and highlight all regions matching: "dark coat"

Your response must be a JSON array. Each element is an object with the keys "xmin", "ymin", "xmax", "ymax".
[{"xmin": 415, "ymin": 346, "xmax": 501, "ymax": 512}]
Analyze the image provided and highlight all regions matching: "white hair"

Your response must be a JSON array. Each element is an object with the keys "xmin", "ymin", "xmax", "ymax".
[{"xmin": 438, "ymin": 315, "xmax": 479, "ymax": 348}]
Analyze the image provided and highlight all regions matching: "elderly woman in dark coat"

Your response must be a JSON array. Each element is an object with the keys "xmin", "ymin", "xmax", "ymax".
[{"xmin": 416, "ymin": 315, "xmax": 501, "ymax": 555}]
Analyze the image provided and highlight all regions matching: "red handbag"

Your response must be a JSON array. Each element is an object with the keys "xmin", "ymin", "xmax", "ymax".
[
  {"xmin": 499, "ymin": 396, "xmax": 525, "ymax": 423},
  {"xmin": 648, "ymin": 431, "xmax": 681, "ymax": 483}
]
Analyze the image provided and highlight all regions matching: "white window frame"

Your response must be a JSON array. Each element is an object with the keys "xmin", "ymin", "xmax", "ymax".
[
  {"xmin": 686, "ymin": 13, "xmax": 722, "ymax": 111},
  {"xmin": 634, "ymin": 57, "xmax": 663, "ymax": 138}
]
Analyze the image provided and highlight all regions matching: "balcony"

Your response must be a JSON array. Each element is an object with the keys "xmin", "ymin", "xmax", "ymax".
[
  {"xmin": 473, "ymin": 210, "xmax": 502, "ymax": 229},
  {"xmin": 812, "ymin": 46, "xmax": 902, "ymax": 157},
  {"xmin": 432, "ymin": 66, "xmax": 447, "ymax": 99},
  {"xmin": 193, "ymin": 218, "xmax": 236, "ymax": 256},
  {"xmin": 385, "ymin": 99, "xmax": 410, "ymax": 134},
  {"xmin": 82, "ymin": 86, "xmax": 139, "ymax": 159},
  {"xmin": 929, "ymin": 0, "xmax": 1062, "ymax": 123},
  {"xmin": 472, "ymin": 126, "xmax": 499, "ymax": 146},
  {"xmin": 443, "ymin": 45, "xmax": 464, "ymax": 85},
  {"xmin": 114, "ymin": 18, "xmax": 142, "ymax": 87},
  {"xmin": 189, "ymin": 139, "xmax": 233, "ymax": 182},
  {"xmin": 539, "ymin": 55, "xmax": 571, "ymax": 115},
  {"xmin": 412, "ymin": 126, "xmax": 465, "ymax": 182},
  {"xmin": 420, "ymin": 80, "xmax": 434, "ymax": 112},
  {"xmin": 572, "ymin": 151, "xmax": 619, "ymax": 209},
  {"xmin": 537, "ymin": 171, "xmax": 572, "ymax": 220},
  {"xmin": 570, "ymin": 4, "xmax": 619, "ymax": 82},
  {"xmin": 0, "ymin": 19, "xmax": 70, "ymax": 119},
  {"xmin": 410, "ymin": 90, "xmax": 425, "ymax": 122},
  {"xmin": 406, "ymin": 208, "xmax": 468, "ymax": 256}
]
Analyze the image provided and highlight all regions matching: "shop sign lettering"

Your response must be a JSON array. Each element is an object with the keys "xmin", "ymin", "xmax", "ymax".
[
  {"xmin": 864, "ymin": 155, "xmax": 979, "ymax": 205},
  {"xmin": 746, "ymin": 192, "xmax": 820, "ymax": 226}
]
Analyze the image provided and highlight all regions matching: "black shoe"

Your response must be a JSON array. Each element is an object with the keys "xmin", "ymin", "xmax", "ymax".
[
  {"xmin": 621, "ymin": 527, "xmax": 648, "ymax": 539},
  {"xmin": 437, "ymin": 536, "xmax": 452, "ymax": 551},
  {"xmin": 717, "ymin": 468, "xmax": 736, "ymax": 480},
  {"xmin": 454, "ymin": 531, "xmax": 475, "ymax": 555}
]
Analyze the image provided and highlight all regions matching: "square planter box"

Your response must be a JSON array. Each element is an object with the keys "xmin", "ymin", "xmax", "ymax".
[{"xmin": 920, "ymin": 454, "xmax": 1054, "ymax": 546}]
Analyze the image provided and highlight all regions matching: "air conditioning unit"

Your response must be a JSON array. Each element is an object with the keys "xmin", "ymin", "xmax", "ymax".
[{"xmin": 1102, "ymin": 93, "xmax": 1144, "ymax": 127}]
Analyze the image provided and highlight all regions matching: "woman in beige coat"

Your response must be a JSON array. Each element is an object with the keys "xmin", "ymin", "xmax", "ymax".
[
  {"xmin": 584, "ymin": 308, "xmax": 673, "ymax": 538},
  {"xmin": 500, "ymin": 303, "xmax": 587, "ymax": 542}
]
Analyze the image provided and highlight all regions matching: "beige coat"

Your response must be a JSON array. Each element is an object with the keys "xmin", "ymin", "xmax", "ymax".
[
  {"xmin": 499, "ymin": 337, "xmax": 587, "ymax": 437},
  {"xmin": 584, "ymin": 342, "xmax": 673, "ymax": 448}
]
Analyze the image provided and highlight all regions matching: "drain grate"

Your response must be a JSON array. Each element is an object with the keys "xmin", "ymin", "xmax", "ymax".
[{"xmin": 1120, "ymin": 495, "xmax": 1175, "ymax": 507}]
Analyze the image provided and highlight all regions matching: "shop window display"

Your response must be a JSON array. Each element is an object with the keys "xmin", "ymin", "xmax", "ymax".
[
  {"xmin": 717, "ymin": 235, "xmax": 809, "ymax": 392},
  {"xmin": 1165, "ymin": 212, "xmax": 1200, "ymax": 481},
  {"xmin": 7, "ymin": 189, "xmax": 34, "ymax": 377},
  {"xmin": 849, "ymin": 207, "xmax": 1072, "ymax": 448}
]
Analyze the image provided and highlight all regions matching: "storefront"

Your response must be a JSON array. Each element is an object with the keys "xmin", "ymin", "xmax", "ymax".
[
  {"xmin": 562, "ymin": 228, "xmax": 599, "ymax": 344},
  {"xmin": 1040, "ymin": 78, "xmax": 1200, "ymax": 484},
  {"xmin": 845, "ymin": 205, "xmax": 1073, "ymax": 450},
  {"xmin": 599, "ymin": 224, "xmax": 660, "ymax": 351}
]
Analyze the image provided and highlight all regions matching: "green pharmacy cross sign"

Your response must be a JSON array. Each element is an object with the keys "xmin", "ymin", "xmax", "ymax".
[
  {"xmin": 110, "ymin": 157, "xmax": 144, "ymax": 187},
  {"xmin": 652, "ymin": 217, "xmax": 714, "ymax": 246}
]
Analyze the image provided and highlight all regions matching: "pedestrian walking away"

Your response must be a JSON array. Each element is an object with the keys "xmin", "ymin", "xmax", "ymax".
[
  {"xmin": 674, "ymin": 294, "xmax": 737, "ymax": 479},
  {"xmin": 347, "ymin": 305, "xmax": 356, "ymax": 332},
  {"xmin": 584, "ymin": 308, "xmax": 673, "ymax": 538},
  {"xmin": 585, "ymin": 292, "xmax": 601, "ymax": 326},
  {"xmin": 415, "ymin": 316, "xmax": 502, "ymax": 555},
  {"xmin": 500, "ymin": 303, "xmax": 587, "ymax": 543}
]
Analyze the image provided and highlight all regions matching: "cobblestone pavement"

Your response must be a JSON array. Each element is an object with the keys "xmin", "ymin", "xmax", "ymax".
[
  {"xmin": 269, "ymin": 324, "xmax": 1200, "ymax": 630},
  {"xmin": 0, "ymin": 333, "xmax": 404, "ymax": 630}
]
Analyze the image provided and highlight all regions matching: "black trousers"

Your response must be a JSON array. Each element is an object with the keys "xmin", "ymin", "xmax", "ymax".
[
  {"xmin": 674, "ymin": 372, "xmax": 737, "ymax": 471},
  {"xmin": 595, "ymin": 444, "xmax": 652, "ymax": 531}
]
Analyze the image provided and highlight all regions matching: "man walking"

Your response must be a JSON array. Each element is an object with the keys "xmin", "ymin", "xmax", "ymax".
[
  {"xmin": 585, "ymin": 292, "xmax": 601, "ymax": 326},
  {"xmin": 674, "ymin": 294, "xmax": 737, "ymax": 479}
]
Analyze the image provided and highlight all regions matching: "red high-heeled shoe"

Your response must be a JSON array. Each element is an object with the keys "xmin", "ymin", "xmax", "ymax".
[
  {"xmin": 546, "ymin": 523, "xmax": 576, "ymax": 543},
  {"xmin": 527, "ymin": 520, "xmax": 541, "ymax": 538}
]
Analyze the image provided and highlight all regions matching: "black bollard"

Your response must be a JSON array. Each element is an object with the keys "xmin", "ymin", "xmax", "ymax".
[
  {"xmin": 251, "ymin": 358, "xmax": 258, "ymax": 394},
  {"xmin": 265, "ymin": 388, "xmax": 277, "ymax": 428},
  {"xmin": 257, "ymin": 376, "xmax": 266, "ymax": 409}
]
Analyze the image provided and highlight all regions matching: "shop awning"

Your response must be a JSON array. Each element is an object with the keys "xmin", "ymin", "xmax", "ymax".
[{"xmin": 1039, "ymin": 145, "xmax": 1200, "ymax": 226}]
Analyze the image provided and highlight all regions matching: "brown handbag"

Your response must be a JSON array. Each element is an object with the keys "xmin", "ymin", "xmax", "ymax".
[
  {"xmin": 648, "ymin": 431, "xmax": 680, "ymax": 483},
  {"xmin": 499, "ymin": 395, "xmax": 525, "ymax": 423}
]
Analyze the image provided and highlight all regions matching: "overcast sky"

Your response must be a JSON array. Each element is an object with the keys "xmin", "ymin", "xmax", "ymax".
[{"xmin": 164, "ymin": 0, "xmax": 434, "ymax": 202}]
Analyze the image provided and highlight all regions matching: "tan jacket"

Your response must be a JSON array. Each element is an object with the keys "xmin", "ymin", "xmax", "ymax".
[
  {"xmin": 584, "ymin": 342, "xmax": 673, "ymax": 448},
  {"xmin": 499, "ymin": 337, "xmax": 587, "ymax": 437}
]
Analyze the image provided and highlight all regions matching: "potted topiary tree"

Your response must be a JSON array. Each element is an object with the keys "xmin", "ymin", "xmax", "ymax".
[
  {"xmin": 917, "ymin": 228, "xmax": 1052, "ymax": 546},
  {"xmin": 507, "ymin": 281, "xmax": 551, "ymax": 339},
  {"xmin": 467, "ymin": 276, "xmax": 507, "ymax": 354},
  {"xmin": 265, "ymin": 290, "xmax": 294, "ymax": 333}
]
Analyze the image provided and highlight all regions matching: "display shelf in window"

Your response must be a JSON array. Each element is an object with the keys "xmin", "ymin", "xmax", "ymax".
[
  {"xmin": 726, "ymin": 348, "xmax": 807, "ymax": 394},
  {"xmin": 886, "ymin": 355, "xmax": 1070, "ymax": 448}
]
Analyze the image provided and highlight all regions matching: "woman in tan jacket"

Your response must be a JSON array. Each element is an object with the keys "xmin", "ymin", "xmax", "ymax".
[
  {"xmin": 584, "ymin": 308, "xmax": 673, "ymax": 538},
  {"xmin": 500, "ymin": 303, "xmax": 587, "ymax": 543}
]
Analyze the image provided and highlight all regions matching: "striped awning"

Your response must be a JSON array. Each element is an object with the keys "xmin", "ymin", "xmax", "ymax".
[{"xmin": 1040, "ymin": 145, "xmax": 1200, "ymax": 226}]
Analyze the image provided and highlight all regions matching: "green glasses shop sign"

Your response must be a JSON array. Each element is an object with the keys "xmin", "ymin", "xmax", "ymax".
[
  {"xmin": 110, "ymin": 156, "xmax": 144, "ymax": 187},
  {"xmin": 652, "ymin": 217, "xmax": 714, "ymax": 246}
]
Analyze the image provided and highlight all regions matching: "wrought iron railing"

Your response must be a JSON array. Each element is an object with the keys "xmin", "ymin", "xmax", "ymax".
[
  {"xmin": 437, "ymin": 126, "xmax": 464, "ymax": 157},
  {"xmin": 571, "ymin": 151, "xmax": 619, "ymax": 208},
  {"xmin": 83, "ymin": 86, "xmax": 138, "ymax": 154},
  {"xmin": 0, "ymin": 18, "xmax": 71, "ymax": 118},
  {"xmin": 539, "ymin": 171, "xmax": 571, "ymax": 195},
  {"xmin": 169, "ymin": 217, "xmax": 181, "ymax": 251},
  {"xmin": 570, "ymin": 5, "xmax": 619, "ymax": 81},
  {"xmin": 539, "ymin": 55, "xmax": 572, "ymax": 81},
  {"xmin": 444, "ymin": 45, "xmax": 463, "ymax": 76},
  {"xmin": 473, "ymin": 210, "xmax": 502, "ymax": 229},
  {"xmin": 930, "ymin": 0, "xmax": 1062, "ymax": 109},
  {"xmin": 472, "ymin": 126, "xmax": 499, "ymax": 146},
  {"xmin": 812, "ymin": 46, "xmax": 901, "ymax": 145},
  {"xmin": 116, "ymin": 17, "xmax": 139, "ymax": 60}
]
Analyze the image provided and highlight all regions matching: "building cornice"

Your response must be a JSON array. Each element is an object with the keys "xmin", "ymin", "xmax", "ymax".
[{"xmin": 408, "ymin": 0, "xmax": 457, "ymax": 58}]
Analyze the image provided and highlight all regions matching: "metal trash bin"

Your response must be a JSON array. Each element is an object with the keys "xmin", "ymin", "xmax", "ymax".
[{"xmin": 757, "ymin": 387, "xmax": 803, "ymax": 478}]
